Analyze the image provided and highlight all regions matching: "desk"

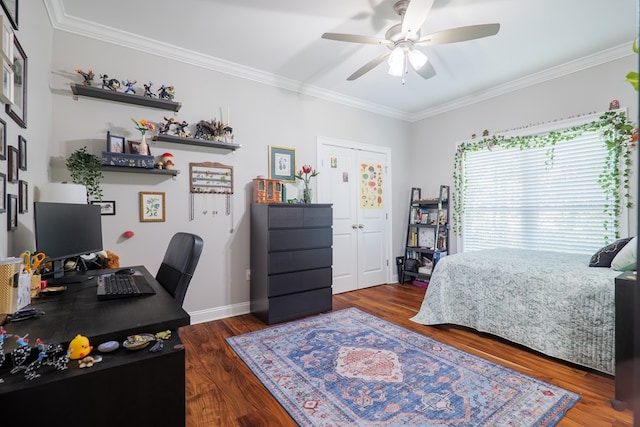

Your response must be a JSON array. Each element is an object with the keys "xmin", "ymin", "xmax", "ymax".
[{"xmin": 0, "ymin": 266, "xmax": 189, "ymax": 427}]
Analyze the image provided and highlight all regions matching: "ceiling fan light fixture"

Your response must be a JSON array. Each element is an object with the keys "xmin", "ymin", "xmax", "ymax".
[
  {"xmin": 408, "ymin": 49, "xmax": 427, "ymax": 70},
  {"xmin": 387, "ymin": 47, "xmax": 405, "ymax": 76}
]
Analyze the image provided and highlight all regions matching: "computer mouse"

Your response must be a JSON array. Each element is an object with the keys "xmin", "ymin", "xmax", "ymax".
[{"xmin": 115, "ymin": 268, "xmax": 135, "ymax": 275}]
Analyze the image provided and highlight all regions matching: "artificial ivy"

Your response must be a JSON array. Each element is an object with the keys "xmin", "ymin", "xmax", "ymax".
[{"xmin": 452, "ymin": 110, "xmax": 636, "ymax": 238}]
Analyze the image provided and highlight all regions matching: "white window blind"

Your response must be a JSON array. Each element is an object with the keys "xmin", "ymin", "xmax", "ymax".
[{"xmin": 462, "ymin": 130, "xmax": 616, "ymax": 255}]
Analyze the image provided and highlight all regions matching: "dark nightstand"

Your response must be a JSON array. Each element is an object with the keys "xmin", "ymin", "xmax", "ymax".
[{"xmin": 611, "ymin": 270, "xmax": 637, "ymax": 411}]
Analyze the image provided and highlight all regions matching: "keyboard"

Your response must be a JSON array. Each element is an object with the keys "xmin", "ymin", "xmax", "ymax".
[{"xmin": 97, "ymin": 274, "xmax": 142, "ymax": 300}]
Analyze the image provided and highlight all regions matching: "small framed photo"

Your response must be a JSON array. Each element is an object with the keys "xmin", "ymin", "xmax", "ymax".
[
  {"xmin": 268, "ymin": 145, "xmax": 296, "ymax": 182},
  {"xmin": 91, "ymin": 200, "xmax": 116, "ymax": 216},
  {"xmin": 6, "ymin": 35, "xmax": 26, "ymax": 128},
  {"xmin": 7, "ymin": 193, "xmax": 16, "ymax": 230},
  {"xmin": 0, "ymin": 15, "xmax": 12, "ymax": 64},
  {"xmin": 128, "ymin": 140, "xmax": 150, "ymax": 155},
  {"xmin": 139, "ymin": 191, "xmax": 165, "ymax": 222},
  {"xmin": 7, "ymin": 144, "xmax": 17, "ymax": 182},
  {"xmin": 0, "ymin": 57, "xmax": 13, "ymax": 104},
  {"xmin": 0, "ymin": 172, "xmax": 5, "ymax": 213},
  {"xmin": 18, "ymin": 179, "xmax": 26, "ymax": 213},
  {"xmin": 411, "ymin": 188, "xmax": 421, "ymax": 201},
  {"xmin": 17, "ymin": 135, "xmax": 25, "ymax": 170},
  {"xmin": 1, "ymin": 1, "xmax": 18, "ymax": 31},
  {"xmin": 0, "ymin": 117, "xmax": 5, "ymax": 160},
  {"xmin": 107, "ymin": 131, "xmax": 125, "ymax": 153}
]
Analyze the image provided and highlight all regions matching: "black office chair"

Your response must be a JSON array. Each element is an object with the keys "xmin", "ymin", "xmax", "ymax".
[{"xmin": 155, "ymin": 232, "xmax": 204, "ymax": 306}]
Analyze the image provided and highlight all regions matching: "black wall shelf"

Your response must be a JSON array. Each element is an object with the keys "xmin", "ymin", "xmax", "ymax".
[
  {"xmin": 102, "ymin": 165, "xmax": 180, "ymax": 177},
  {"xmin": 153, "ymin": 134, "xmax": 241, "ymax": 152},
  {"xmin": 71, "ymin": 84, "xmax": 182, "ymax": 112}
]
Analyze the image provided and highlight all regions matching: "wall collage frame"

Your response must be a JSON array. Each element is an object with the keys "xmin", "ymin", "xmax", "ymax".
[{"xmin": 0, "ymin": 0, "xmax": 25, "ymax": 231}]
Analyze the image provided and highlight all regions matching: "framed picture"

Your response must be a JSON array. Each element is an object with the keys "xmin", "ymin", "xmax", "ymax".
[
  {"xmin": 91, "ymin": 200, "xmax": 116, "ymax": 216},
  {"xmin": 0, "ymin": 57, "xmax": 12, "ymax": 104},
  {"xmin": 268, "ymin": 145, "xmax": 296, "ymax": 182},
  {"xmin": 0, "ymin": 117, "xmax": 5, "ymax": 160},
  {"xmin": 18, "ymin": 178, "xmax": 26, "ymax": 213},
  {"xmin": 0, "ymin": 172, "xmax": 5, "ymax": 213},
  {"xmin": 7, "ymin": 193, "xmax": 16, "ymax": 230},
  {"xmin": 17, "ymin": 135, "xmax": 25, "ymax": 170},
  {"xmin": 128, "ymin": 140, "xmax": 150, "ymax": 155},
  {"xmin": 0, "ymin": 1, "xmax": 17, "ymax": 31},
  {"xmin": 107, "ymin": 131, "xmax": 125, "ymax": 153},
  {"xmin": 139, "ymin": 191, "xmax": 165, "ymax": 222},
  {"xmin": 6, "ymin": 35, "xmax": 26, "ymax": 128},
  {"xmin": 412, "ymin": 188, "xmax": 421, "ymax": 201},
  {"xmin": 0, "ymin": 15, "xmax": 12, "ymax": 64},
  {"xmin": 7, "ymin": 144, "xmax": 17, "ymax": 182}
]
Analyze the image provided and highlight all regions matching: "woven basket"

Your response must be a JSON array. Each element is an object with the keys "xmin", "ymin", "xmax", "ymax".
[{"xmin": 0, "ymin": 260, "xmax": 22, "ymax": 314}]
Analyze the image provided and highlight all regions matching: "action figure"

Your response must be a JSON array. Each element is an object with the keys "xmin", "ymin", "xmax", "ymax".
[
  {"xmin": 174, "ymin": 120, "xmax": 190, "ymax": 138},
  {"xmin": 157, "ymin": 84, "xmax": 175, "ymax": 101},
  {"xmin": 10, "ymin": 334, "xmax": 31, "ymax": 373},
  {"xmin": 158, "ymin": 116, "xmax": 176, "ymax": 135},
  {"xmin": 100, "ymin": 74, "xmax": 121, "ymax": 91},
  {"xmin": 143, "ymin": 81, "xmax": 155, "ymax": 98},
  {"xmin": 122, "ymin": 79, "xmax": 137, "ymax": 94},
  {"xmin": 75, "ymin": 69, "xmax": 95, "ymax": 86}
]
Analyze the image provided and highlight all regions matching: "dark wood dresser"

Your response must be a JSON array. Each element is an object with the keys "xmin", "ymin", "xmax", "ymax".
[
  {"xmin": 612, "ymin": 270, "xmax": 637, "ymax": 411},
  {"xmin": 250, "ymin": 203, "xmax": 333, "ymax": 324}
]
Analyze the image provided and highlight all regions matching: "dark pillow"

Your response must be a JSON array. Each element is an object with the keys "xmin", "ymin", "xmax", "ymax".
[{"xmin": 589, "ymin": 237, "xmax": 633, "ymax": 267}]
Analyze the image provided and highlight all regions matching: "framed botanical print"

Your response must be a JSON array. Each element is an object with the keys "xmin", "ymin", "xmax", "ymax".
[
  {"xmin": 6, "ymin": 35, "xmax": 25, "ymax": 127},
  {"xmin": 7, "ymin": 144, "xmax": 17, "ymax": 182},
  {"xmin": 0, "ymin": 0, "xmax": 17, "ymax": 31},
  {"xmin": 18, "ymin": 178, "xmax": 26, "ymax": 213},
  {"xmin": 7, "ymin": 193, "xmax": 16, "ymax": 230},
  {"xmin": 268, "ymin": 145, "xmax": 296, "ymax": 182},
  {"xmin": 139, "ymin": 191, "xmax": 165, "ymax": 222},
  {"xmin": 17, "ymin": 134, "xmax": 25, "ymax": 170}
]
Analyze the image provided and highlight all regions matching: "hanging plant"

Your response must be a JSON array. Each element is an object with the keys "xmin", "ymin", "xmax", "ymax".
[
  {"xmin": 452, "ymin": 110, "xmax": 635, "ymax": 237},
  {"xmin": 66, "ymin": 146, "xmax": 103, "ymax": 201}
]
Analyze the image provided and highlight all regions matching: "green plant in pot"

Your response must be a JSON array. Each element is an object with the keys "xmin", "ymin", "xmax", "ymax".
[{"xmin": 66, "ymin": 146, "xmax": 103, "ymax": 201}]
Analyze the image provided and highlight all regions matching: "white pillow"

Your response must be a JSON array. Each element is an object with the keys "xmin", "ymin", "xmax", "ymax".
[{"xmin": 611, "ymin": 236, "xmax": 637, "ymax": 271}]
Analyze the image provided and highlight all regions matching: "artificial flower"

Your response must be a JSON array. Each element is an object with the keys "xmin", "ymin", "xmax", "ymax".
[
  {"xmin": 131, "ymin": 118, "xmax": 156, "ymax": 135},
  {"xmin": 295, "ymin": 165, "xmax": 319, "ymax": 185}
]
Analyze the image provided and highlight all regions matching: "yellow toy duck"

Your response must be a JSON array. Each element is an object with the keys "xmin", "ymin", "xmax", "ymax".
[{"xmin": 68, "ymin": 334, "xmax": 93, "ymax": 360}]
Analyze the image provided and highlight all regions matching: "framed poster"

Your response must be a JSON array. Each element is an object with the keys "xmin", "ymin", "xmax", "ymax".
[
  {"xmin": 0, "ymin": 0, "xmax": 17, "ymax": 30},
  {"xmin": 6, "ymin": 35, "xmax": 25, "ymax": 128},
  {"xmin": 139, "ymin": 191, "xmax": 165, "ymax": 222},
  {"xmin": 91, "ymin": 200, "xmax": 116, "ymax": 216},
  {"xmin": 7, "ymin": 193, "xmax": 16, "ymax": 230},
  {"xmin": 7, "ymin": 144, "xmax": 17, "ymax": 182},
  {"xmin": 268, "ymin": 145, "xmax": 296, "ymax": 182},
  {"xmin": 18, "ymin": 178, "xmax": 26, "ymax": 213}
]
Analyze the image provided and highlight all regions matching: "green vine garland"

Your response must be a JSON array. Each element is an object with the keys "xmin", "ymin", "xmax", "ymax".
[{"xmin": 453, "ymin": 110, "xmax": 636, "ymax": 239}]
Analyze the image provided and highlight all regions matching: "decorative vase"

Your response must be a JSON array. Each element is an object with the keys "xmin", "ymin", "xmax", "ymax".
[
  {"xmin": 303, "ymin": 187, "xmax": 312, "ymax": 204},
  {"xmin": 139, "ymin": 134, "xmax": 150, "ymax": 155}
]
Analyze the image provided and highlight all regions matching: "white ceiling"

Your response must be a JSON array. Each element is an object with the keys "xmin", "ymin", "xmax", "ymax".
[{"xmin": 47, "ymin": 0, "xmax": 638, "ymax": 121}]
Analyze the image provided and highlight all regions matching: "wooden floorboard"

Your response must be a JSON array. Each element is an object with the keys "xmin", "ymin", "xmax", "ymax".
[{"xmin": 179, "ymin": 283, "xmax": 634, "ymax": 426}]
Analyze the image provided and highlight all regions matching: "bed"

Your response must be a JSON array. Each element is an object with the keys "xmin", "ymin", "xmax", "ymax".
[{"xmin": 410, "ymin": 248, "xmax": 621, "ymax": 374}]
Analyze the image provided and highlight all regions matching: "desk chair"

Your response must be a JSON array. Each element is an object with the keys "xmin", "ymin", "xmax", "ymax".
[{"xmin": 155, "ymin": 232, "xmax": 204, "ymax": 306}]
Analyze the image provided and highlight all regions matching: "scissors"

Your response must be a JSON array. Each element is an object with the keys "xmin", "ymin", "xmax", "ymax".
[{"xmin": 19, "ymin": 251, "xmax": 46, "ymax": 274}]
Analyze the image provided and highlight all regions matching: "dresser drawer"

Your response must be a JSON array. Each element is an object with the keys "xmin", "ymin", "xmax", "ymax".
[
  {"xmin": 268, "ymin": 205, "xmax": 332, "ymax": 229},
  {"xmin": 266, "ymin": 287, "xmax": 333, "ymax": 324},
  {"xmin": 269, "ymin": 247, "xmax": 332, "ymax": 274},
  {"xmin": 268, "ymin": 267, "xmax": 332, "ymax": 297},
  {"xmin": 269, "ymin": 228, "xmax": 332, "ymax": 251}
]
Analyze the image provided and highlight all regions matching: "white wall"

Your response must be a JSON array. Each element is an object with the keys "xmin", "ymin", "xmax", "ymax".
[{"xmin": 410, "ymin": 55, "xmax": 639, "ymax": 254}]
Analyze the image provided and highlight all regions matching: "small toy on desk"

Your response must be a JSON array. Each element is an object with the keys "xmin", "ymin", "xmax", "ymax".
[
  {"xmin": 0, "ymin": 326, "xmax": 10, "ymax": 382},
  {"xmin": 99, "ymin": 250, "xmax": 120, "ymax": 268},
  {"xmin": 10, "ymin": 334, "xmax": 31, "ymax": 373},
  {"xmin": 24, "ymin": 351, "xmax": 46, "ymax": 380},
  {"xmin": 97, "ymin": 340, "xmax": 119, "ymax": 353},
  {"xmin": 79, "ymin": 355, "xmax": 102, "ymax": 368},
  {"xmin": 68, "ymin": 334, "xmax": 93, "ymax": 360}
]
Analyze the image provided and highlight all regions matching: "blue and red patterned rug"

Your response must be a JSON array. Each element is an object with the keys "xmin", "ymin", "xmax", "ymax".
[{"xmin": 227, "ymin": 308, "xmax": 579, "ymax": 426}]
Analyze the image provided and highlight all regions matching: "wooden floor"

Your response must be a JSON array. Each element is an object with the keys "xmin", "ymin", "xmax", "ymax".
[{"xmin": 179, "ymin": 283, "xmax": 634, "ymax": 426}]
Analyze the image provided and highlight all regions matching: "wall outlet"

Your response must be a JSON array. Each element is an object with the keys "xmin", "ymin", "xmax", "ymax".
[{"xmin": 246, "ymin": 269, "xmax": 251, "ymax": 281}]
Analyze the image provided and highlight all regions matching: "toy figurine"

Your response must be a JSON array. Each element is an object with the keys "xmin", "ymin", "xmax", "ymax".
[
  {"xmin": 143, "ymin": 82, "xmax": 156, "ymax": 98},
  {"xmin": 0, "ymin": 327, "xmax": 10, "ymax": 383},
  {"xmin": 36, "ymin": 338, "xmax": 64, "ymax": 366},
  {"xmin": 68, "ymin": 334, "xmax": 93, "ymax": 360},
  {"xmin": 24, "ymin": 351, "xmax": 46, "ymax": 381},
  {"xmin": 75, "ymin": 69, "xmax": 95, "ymax": 86},
  {"xmin": 174, "ymin": 120, "xmax": 190, "ymax": 138},
  {"xmin": 78, "ymin": 355, "xmax": 102, "ymax": 368},
  {"xmin": 158, "ymin": 116, "xmax": 176, "ymax": 135},
  {"xmin": 122, "ymin": 79, "xmax": 137, "ymax": 94},
  {"xmin": 100, "ymin": 74, "xmax": 121, "ymax": 91},
  {"xmin": 161, "ymin": 153, "xmax": 175, "ymax": 170},
  {"xmin": 157, "ymin": 84, "xmax": 175, "ymax": 101},
  {"xmin": 53, "ymin": 349, "xmax": 71, "ymax": 371},
  {"xmin": 10, "ymin": 334, "xmax": 31, "ymax": 373}
]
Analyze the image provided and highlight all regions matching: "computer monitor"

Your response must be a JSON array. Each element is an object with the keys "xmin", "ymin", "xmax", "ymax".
[{"xmin": 33, "ymin": 202, "xmax": 103, "ymax": 284}]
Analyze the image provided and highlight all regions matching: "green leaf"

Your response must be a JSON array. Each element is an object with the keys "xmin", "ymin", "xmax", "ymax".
[{"xmin": 626, "ymin": 71, "xmax": 639, "ymax": 91}]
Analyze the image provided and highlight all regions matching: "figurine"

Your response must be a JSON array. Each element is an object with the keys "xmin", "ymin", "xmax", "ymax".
[
  {"xmin": 53, "ymin": 349, "xmax": 71, "ymax": 371},
  {"xmin": 36, "ymin": 338, "xmax": 64, "ymax": 366},
  {"xmin": 193, "ymin": 123, "xmax": 206, "ymax": 140},
  {"xmin": 122, "ymin": 79, "xmax": 137, "ymax": 94},
  {"xmin": 24, "ymin": 351, "xmax": 46, "ymax": 381},
  {"xmin": 75, "ymin": 69, "xmax": 95, "ymax": 86},
  {"xmin": 68, "ymin": 334, "xmax": 93, "ymax": 360},
  {"xmin": 158, "ymin": 116, "xmax": 176, "ymax": 135},
  {"xmin": 174, "ymin": 120, "xmax": 190, "ymax": 138},
  {"xmin": 161, "ymin": 153, "xmax": 175, "ymax": 170},
  {"xmin": 157, "ymin": 84, "xmax": 175, "ymax": 101},
  {"xmin": 78, "ymin": 355, "xmax": 102, "ymax": 368},
  {"xmin": 10, "ymin": 334, "xmax": 31, "ymax": 373},
  {"xmin": 0, "ymin": 327, "xmax": 10, "ymax": 382},
  {"xmin": 100, "ymin": 74, "xmax": 121, "ymax": 91},
  {"xmin": 143, "ymin": 82, "xmax": 156, "ymax": 98}
]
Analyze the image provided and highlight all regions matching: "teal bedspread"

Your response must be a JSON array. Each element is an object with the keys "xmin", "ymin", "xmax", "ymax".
[{"xmin": 411, "ymin": 248, "xmax": 620, "ymax": 374}]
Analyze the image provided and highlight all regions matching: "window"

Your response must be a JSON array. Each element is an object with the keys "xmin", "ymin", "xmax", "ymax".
[{"xmin": 455, "ymin": 111, "xmax": 633, "ymax": 255}]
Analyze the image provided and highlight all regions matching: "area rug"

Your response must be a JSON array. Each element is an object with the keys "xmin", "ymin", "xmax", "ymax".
[{"xmin": 226, "ymin": 308, "xmax": 579, "ymax": 426}]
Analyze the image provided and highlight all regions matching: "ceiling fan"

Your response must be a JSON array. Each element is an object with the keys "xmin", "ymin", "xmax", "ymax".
[{"xmin": 322, "ymin": 0, "xmax": 500, "ymax": 84}]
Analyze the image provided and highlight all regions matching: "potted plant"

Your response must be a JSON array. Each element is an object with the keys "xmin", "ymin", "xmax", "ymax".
[{"xmin": 66, "ymin": 146, "xmax": 103, "ymax": 201}]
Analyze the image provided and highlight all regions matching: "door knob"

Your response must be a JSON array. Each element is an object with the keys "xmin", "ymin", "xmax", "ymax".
[
  {"xmin": 358, "ymin": 224, "xmax": 364, "ymax": 228},
  {"xmin": 352, "ymin": 224, "xmax": 358, "ymax": 229}
]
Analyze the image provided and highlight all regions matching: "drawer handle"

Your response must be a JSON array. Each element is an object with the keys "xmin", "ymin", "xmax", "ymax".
[
  {"xmin": 352, "ymin": 224, "xmax": 358, "ymax": 229},
  {"xmin": 358, "ymin": 224, "xmax": 364, "ymax": 229}
]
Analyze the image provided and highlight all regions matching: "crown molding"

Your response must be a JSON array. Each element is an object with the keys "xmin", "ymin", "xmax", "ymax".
[{"xmin": 45, "ymin": 0, "xmax": 632, "ymax": 123}]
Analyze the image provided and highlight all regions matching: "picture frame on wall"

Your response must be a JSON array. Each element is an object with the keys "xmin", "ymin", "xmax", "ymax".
[
  {"xmin": 268, "ymin": 145, "xmax": 296, "ymax": 182},
  {"xmin": 0, "ymin": 0, "xmax": 18, "ymax": 31},
  {"xmin": 139, "ymin": 191, "xmax": 165, "ymax": 222},
  {"xmin": 17, "ymin": 135, "xmax": 25, "ymax": 170},
  {"xmin": 7, "ymin": 193, "xmax": 16, "ymax": 230},
  {"xmin": 7, "ymin": 144, "xmax": 17, "ymax": 182},
  {"xmin": 0, "ymin": 172, "xmax": 5, "ymax": 213},
  {"xmin": 91, "ymin": 200, "xmax": 116, "ymax": 216},
  {"xmin": 128, "ymin": 141, "xmax": 149, "ymax": 155},
  {"xmin": 0, "ymin": 57, "xmax": 13, "ymax": 105},
  {"xmin": 106, "ymin": 131, "xmax": 125, "ymax": 153},
  {"xmin": 0, "ymin": 15, "xmax": 12, "ymax": 64},
  {"xmin": 0, "ymin": 117, "xmax": 5, "ymax": 160},
  {"xmin": 6, "ymin": 36, "xmax": 26, "ymax": 128},
  {"xmin": 18, "ymin": 179, "xmax": 26, "ymax": 213}
]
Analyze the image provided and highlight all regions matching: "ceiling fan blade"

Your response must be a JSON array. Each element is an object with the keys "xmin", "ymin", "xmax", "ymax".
[
  {"xmin": 415, "ymin": 23, "xmax": 500, "ymax": 46},
  {"xmin": 401, "ymin": 0, "xmax": 435, "ymax": 38},
  {"xmin": 322, "ymin": 32, "xmax": 391, "ymax": 46},
  {"xmin": 347, "ymin": 52, "xmax": 390, "ymax": 81},
  {"xmin": 414, "ymin": 60, "xmax": 436, "ymax": 79}
]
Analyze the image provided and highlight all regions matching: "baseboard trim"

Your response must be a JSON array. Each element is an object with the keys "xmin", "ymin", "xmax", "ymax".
[{"xmin": 187, "ymin": 302, "xmax": 251, "ymax": 325}]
